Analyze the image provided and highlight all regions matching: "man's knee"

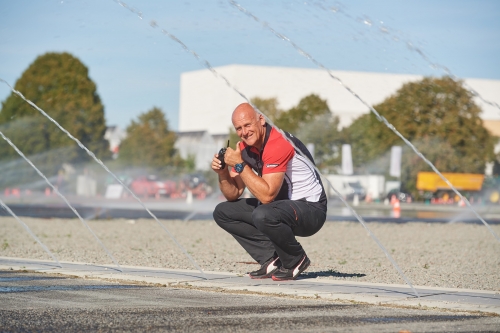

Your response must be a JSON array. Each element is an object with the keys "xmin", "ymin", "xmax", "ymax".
[
  {"xmin": 252, "ymin": 205, "xmax": 278, "ymax": 231},
  {"xmin": 213, "ymin": 202, "xmax": 229, "ymax": 227}
]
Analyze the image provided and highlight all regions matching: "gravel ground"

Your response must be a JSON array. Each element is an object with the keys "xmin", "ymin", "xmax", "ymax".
[{"xmin": 0, "ymin": 217, "xmax": 499, "ymax": 291}]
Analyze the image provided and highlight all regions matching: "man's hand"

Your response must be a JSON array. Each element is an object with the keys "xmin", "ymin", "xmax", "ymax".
[
  {"xmin": 212, "ymin": 145, "xmax": 245, "ymax": 201},
  {"xmin": 211, "ymin": 153, "xmax": 228, "ymax": 175},
  {"xmin": 224, "ymin": 141, "xmax": 244, "ymax": 168}
]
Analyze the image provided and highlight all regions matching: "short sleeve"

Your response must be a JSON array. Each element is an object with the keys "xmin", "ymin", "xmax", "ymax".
[{"xmin": 261, "ymin": 136, "xmax": 294, "ymax": 174}]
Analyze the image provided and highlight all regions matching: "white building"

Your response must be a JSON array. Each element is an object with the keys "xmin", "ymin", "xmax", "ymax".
[
  {"xmin": 179, "ymin": 64, "xmax": 500, "ymax": 135},
  {"xmin": 177, "ymin": 64, "xmax": 500, "ymax": 170},
  {"xmin": 175, "ymin": 131, "xmax": 227, "ymax": 171}
]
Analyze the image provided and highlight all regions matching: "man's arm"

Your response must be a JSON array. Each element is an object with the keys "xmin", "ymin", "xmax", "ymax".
[
  {"xmin": 224, "ymin": 142, "xmax": 285, "ymax": 204},
  {"xmin": 219, "ymin": 167, "xmax": 246, "ymax": 201},
  {"xmin": 233, "ymin": 167, "xmax": 284, "ymax": 204},
  {"xmin": 211, "ymin": 153, "xmax": 245, "ymax": 201}
]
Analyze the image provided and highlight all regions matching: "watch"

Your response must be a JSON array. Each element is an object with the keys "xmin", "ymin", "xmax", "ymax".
[{"xmin": 234, "ymin": 161, "xmax": 247, "ymax": 173}]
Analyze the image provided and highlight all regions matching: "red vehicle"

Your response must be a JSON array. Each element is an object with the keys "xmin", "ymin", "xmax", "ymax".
[{"xmin": 130, "ymin": 175, "xmax": 176, "ymax": 198}]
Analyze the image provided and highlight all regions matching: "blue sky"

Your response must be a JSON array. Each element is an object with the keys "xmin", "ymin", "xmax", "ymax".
[{"xmin": 1, "ymin": 0, "xmax": 499, "ymax": 130}]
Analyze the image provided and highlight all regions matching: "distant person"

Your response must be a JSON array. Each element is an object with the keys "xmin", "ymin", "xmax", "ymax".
[{"xmin": 211, "ymin": 103, "xmax": 327, "ymax": 281}]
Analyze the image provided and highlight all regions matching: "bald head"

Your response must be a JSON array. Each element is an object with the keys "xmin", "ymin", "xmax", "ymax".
[
  {"xmin": 231, "ymin": 103, "xmax": 266, "ymax": 149},
  {"xmin": 232, "ymin": 103, "xmax": 259, "ymax": 124}
]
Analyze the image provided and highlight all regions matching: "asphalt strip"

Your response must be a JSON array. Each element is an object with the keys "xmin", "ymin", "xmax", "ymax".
[{"xmin": 0, "ymin": 256, "xmax": 499, "ymax": 316}]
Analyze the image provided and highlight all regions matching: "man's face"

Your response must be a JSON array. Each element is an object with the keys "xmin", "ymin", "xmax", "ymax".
[{"xmin": 232, "ymin": 109, "xmax": 265, "ymax": 148}]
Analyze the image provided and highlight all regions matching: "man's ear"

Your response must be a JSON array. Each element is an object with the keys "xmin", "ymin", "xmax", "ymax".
[{"xmin": 259, "ymin": 114, "xmax": 266, "ymax": 126}]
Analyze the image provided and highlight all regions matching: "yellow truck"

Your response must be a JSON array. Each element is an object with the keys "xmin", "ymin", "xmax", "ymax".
[{"xmin": 416, "ymin": 172, "xmax": 485, "ymax": 202}]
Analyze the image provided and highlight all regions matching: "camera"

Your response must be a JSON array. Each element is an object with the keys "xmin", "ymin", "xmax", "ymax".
[{"xmin": 217, "ymin": 140, "xmax": 230, "ymax": 169}]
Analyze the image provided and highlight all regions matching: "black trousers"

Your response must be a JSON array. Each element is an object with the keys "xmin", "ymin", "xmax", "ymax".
[{"xmin": 213, "ymin": 198, "xmax": 326, "ymax": 269}]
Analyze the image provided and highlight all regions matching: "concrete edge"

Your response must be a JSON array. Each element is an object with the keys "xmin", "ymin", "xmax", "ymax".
[
  {"xmin": 1, "ymin": 259, "xmax": 500, "ymax": 316},
  {"xmin": 1, "ymin": 256, "xmax": 497, "ymax": 295}
]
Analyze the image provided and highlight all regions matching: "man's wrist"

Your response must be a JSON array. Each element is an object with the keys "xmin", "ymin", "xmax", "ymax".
[
  {"xmin": 218, "ymin": 167, "xmax": 231, "ymax": 180},
  {"xmin": 234, "ymin": 161, "xmax": 247, "ymax": 173}
]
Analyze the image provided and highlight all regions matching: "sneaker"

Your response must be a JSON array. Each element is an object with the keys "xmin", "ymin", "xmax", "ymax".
[
  {"xmin": 271, "ymin": 254, "xmax": 310, "ymax": 281},
  {"xmin": 249, "ymin": 256, "xmax": 281, "ymax": 279}
]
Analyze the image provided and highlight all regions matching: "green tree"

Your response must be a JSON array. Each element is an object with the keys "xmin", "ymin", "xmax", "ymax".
[
  {"xmin": 343, "ymin": 76, "xmax": 496, "ymax": 194},
  {"xmin": 119, "ymin": 107, "xmax": 180, "ymax": 169},
  {"xmin": 274, "ymin": 94, "xmax": 330, "ymax": 134},
  {"xmin": 0, "ymin": 52, "xmax": 110, "ymax": 164},
  {"xmin": 275, "ymin": 94, "xmax": 340, "ymax": 170},
  {"xmin": 251, "ymin": 96, "xmax": 283, "ymax": 123},
  {"xmin": 295, "ymin": 113, "xmax": 342, "ymax": 171},
  {"xmin": 227, "ymin": 127, "xmax": 240, "ymax": 149}
]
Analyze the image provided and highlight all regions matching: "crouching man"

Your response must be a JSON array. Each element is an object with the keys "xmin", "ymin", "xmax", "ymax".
[{"xmin": 211, "ymin": 103, "xmax": 327, "ymax": 281}]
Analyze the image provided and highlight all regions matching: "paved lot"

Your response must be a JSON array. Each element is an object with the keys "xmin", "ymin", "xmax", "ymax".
[
  {"xmin": 2, "ymin": 257, "xmax": 499, "ymax": 314},
  {"xmin": 1, "ymin": 270, "xmax": 499, "ymax": 332}
]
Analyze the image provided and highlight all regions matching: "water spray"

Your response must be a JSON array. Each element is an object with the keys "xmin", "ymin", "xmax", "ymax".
[
  {"xmin": 228, "ymin": 0, "xmax": 499, "ymax": 243},
  {"xmin": 182, "ymin": 191, "xmax": 225, "ymax": 222},
  {"xmin": 0, "ymin": 129, "xmax": 122, "ymax": 272},
  {"xmin": 183, "ymin": 210, "xmax": 198, "ymax": 223},
  {"xmin": 312, "ymin": 0, "xmax": 500, "ymax": 113},
  {"xmin": 0, "ymin": 198, "xmax": 62, "ymax": 268},
  {"xmin": 0, "ymin": 78, "xmax": 206, "ymax": 280},
  {"xmin": 405, "ymin": 42, "xmax": 500, "ymax": 113},
  {"xmin": 112, "ymin": 0, "xmax": 419, "ymax": 296}
]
